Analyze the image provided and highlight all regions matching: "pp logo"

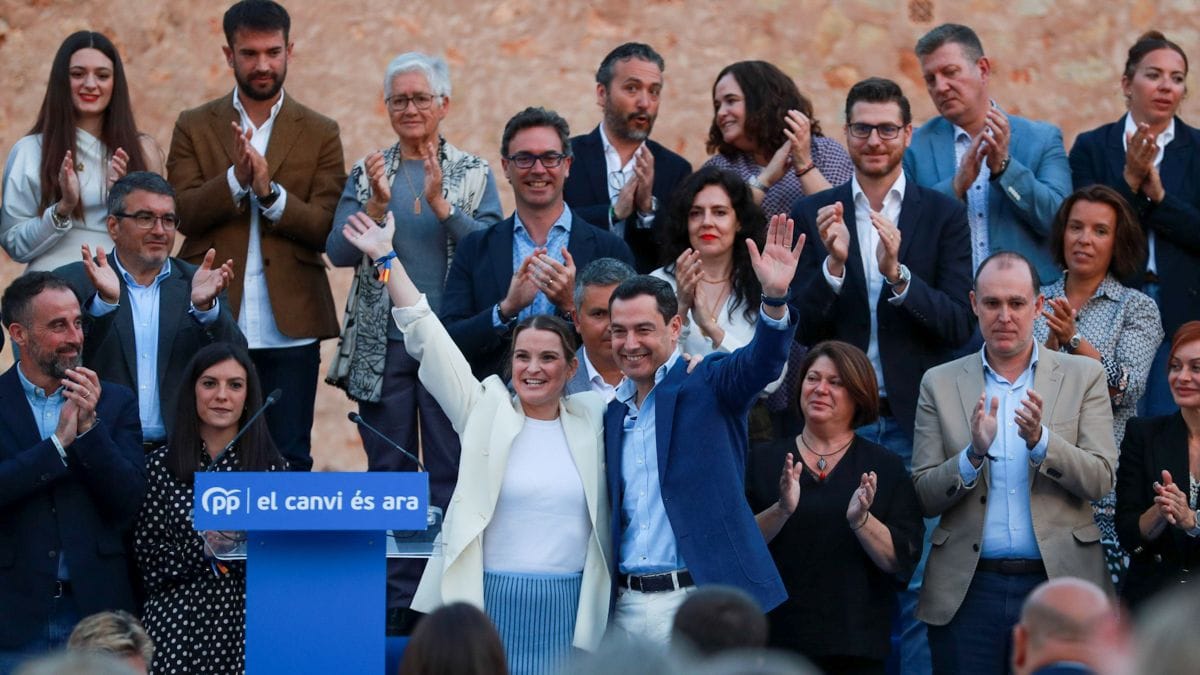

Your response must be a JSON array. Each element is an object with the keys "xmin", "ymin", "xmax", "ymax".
[{"xmin": 201, "ymin": 487, "xmax": 243, "ymax": 516}]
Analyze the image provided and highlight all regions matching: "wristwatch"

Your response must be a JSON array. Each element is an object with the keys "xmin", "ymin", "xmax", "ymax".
[
  {"xmin": 747, "ymin": 176, "xmax": 769, "ymax": 192},
  {"xmin": 50, "ymin": 205, "xmax": 72, "ymax": 231},
  {"xmin": 257, "ymin": 182, "xmax": 281, "ymax": 209},
  {"xmin": 1066, "ymin": 333, "xmax": 1082, "ymax": 352},
  {"xmin": 637, "ymin": 196, "xmax": 658, "ymax": 219},
  {"xmin": 989, "ymin": 155, "xmax": 1011, "ymax": 180},
  {"xmin": 885, "ymin": 264, "xmax": 911, "ymax": 287}
]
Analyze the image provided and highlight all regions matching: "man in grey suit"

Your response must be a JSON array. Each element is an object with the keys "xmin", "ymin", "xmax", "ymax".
[
  {"xmin": 912, "ymin": 251, "xmax": 1117, "ymax": 675},
  {"xmin": 54, "ymin": 172, "xmax": 244, "ymax": 449},
  {"xmin": 566, "ymin": 257, "xmax": 635, "ymax": 399},
  {"xmin": 904, "ymin": 23, "xmax": 1071, "ymax": 284}
]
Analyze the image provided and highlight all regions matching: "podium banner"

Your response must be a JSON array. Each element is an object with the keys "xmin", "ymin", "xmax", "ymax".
[{"xmin": 193, "ymin": 472, "xmax": 429, "ymax": 531}]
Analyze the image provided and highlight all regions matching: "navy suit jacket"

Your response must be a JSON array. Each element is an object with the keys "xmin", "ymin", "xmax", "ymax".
[
  {"xmin": 904, "ymin": 114, "xmax": 1072, "ymax": 283},
  {"xmin": 0, "ymin": 365, "xmax": 145, "ymax": 648},
  {"xmin": 1069, "ymin": 115, "xmax": 1200, "ymax": 336},
  {"xmin": 440, "ymin": 208, "xmax": 634, "ymax": 380},
  {"xmin": 54, "ymin": 256, "xmax": 246, "ymax": 436},
  {"xmin": 604, "ymin": 314, "xmax": 795, "ymax": 611},
  {"xmin": 563, "ymin": 127, "xmax": 693, "ymax": 272},
  {"xmin": 789, "ymin": 182, "xmax": 975, "ymax": 436}
]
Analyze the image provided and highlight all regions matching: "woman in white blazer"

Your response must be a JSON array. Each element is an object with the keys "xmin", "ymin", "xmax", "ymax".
[{"xmin": 342, "ymin": 212, "xmax": 610, "ymax": 675}]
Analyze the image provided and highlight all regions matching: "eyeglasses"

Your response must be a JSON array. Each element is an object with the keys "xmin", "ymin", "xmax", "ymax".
[
  {"xmin": 506, "ymin": 152, "xmax": 569, "ymax": 169},
  {"xmin": 385, "ymin": 93, "xmax": 438, "ymax": 111},
  {"xmin": 112, "ymin": 211, "xmax": 180, "ymax": 230},
  {"xmin": 847, "ymin": 123, "xmax": 904, "ymax": 140},
  {"xmin": 608, "ymin": 169, "xmax": 629, "ymax": 192}
]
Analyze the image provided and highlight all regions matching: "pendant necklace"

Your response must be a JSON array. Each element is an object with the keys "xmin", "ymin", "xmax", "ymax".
[
  {"xmin": 798, "ymin": 433, "xmax": 853, "ymax": 481},
  {"xmin": 698, "ymin": 276, "xmax": 729, "ymax": 325},
  {"xmin": 399, "ymin": 156, "xmax": 421, "ymax": 215}
]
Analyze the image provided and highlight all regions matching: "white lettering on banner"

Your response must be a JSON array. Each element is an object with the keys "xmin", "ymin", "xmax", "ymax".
[
  {"xmin": 201, "ymin": 487, "xmax": 242, "ymax": 515},
  {"xmin": 381, "ymin": 495, "xmax": 420, "ymax": 511},
  {"xmin": 350, "ymin": 491, "xmax": 376, "ymax": 510},
  {"xmin": 284, "ymin": 492, "xmax": 345, "ymax": 511}
]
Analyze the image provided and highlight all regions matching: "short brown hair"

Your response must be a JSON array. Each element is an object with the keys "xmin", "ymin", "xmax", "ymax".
[
  {"xmin": 794, "ymin": 341, "xmax": 880, "ymax": 428},
  {"xmin": 1049, "ymin": 185, "xmax": 1146, "ymax": 282}
]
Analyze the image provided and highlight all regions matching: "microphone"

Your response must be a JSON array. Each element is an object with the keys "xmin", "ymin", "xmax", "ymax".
[
  {"xmin": 348, "ymin": 411, "xmax": 426, "ymax": 472},
  {"xmin": 207, "ymin": 388, "xmax": 282, "ymax": 470}
]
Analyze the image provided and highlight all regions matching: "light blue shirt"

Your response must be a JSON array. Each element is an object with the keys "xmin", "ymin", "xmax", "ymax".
[
  {"xmin": 616, "ymin": 307, "xmax": 791, "ymax": 574},
  {"xmin": 17, "ymin": 364, "xmax": 70, "ymax": 578},
  {"xmin": 88, "ymin": 255, "xmax": 218, "ymax": 441},
  {"xmin": 616, "ymin": 349, "xmax": 684, "ymax": 574},
  {"xmin": 953, "ymin": 124, "xmax": 992, "ymax": 272},
  {"xmin": 491, "ymin": 206, "xmax": 572, "ymax": 327},
  {"xmin": 957, "ymin": 343, "xmax": 1050, "ymax": 559}
]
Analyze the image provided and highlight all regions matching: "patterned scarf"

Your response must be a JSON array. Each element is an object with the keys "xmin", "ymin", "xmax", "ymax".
[{"xmin": 325, "ymin": 137, "xmax": 490, "ymax": 402}]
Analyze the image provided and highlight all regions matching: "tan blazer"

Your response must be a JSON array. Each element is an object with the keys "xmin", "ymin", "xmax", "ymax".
[
  {"xmin": 398, "ymin": 301, "xmax": 612, "ymax": 651},
  {"xmin": 912, "ymin": 347, "xmax": 1117, "ymax": 626},
  {"xmin": 166, "ymin": 94, "xmax": 345, "ymax": 340}
]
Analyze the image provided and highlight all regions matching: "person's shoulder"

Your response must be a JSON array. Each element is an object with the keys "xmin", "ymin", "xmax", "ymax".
[
  {"xmin": 281, "ymin": 95, "xmax": 340, "ymax": 132},
  {"xmin": 910, "ymin": 181, "xmax": 964, "ymax": 212},
  {"xmin": 645, "ymin": 138, "xmax": 690, "ymax": 168},
  {"xmin": 98, "ymin": 380, "xmax": 138, "ymax": 408},
  {"xmin": 910, "ymin": 115, "xmax": 950, "ymax": 141},
  {"xmin": 570, "ymin": 127, "xmax": 602, "ymax": 149},
  {"xmin": 925, "ymin": 352, "xmax": 974, "ymax": 381},
  {"xmin": 1009, "ymin": 114, "xmax": 1062, "ymax": 141},
  {"xmin": 563, "ymin": 390, "xmax": 608, "ymax": 423},
  {"xmin": 462, "ymin": 216, "xmax": 512, "ymax": 248},
  {"xmin": 175, "ymin": 96, "xmax": 229, "ymax": 123},
  {"xmin": 7, "ymin": 133, "xmax": 43, "ymax": 157}
]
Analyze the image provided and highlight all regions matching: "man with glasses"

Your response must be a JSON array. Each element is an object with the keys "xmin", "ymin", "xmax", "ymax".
[
  {"xmin": 789, "ymin": 77, "xmax": 974, "ymax": 674},
  {"xmin": 166, "ymin": 0, "xmax": 345, "ymax": 470},
  {"xmin": 55, "ymin": 172, "xmax": 244, "ymax": 451},
  {"xmin": 563, "ymin": 43, "xmax": 692, "ymax": 273},
  {"xmin": 904, "ymin": 23, "xmax": 1070, "ymax": 284},
  {"xmin": 441, "ymin": 107, "xmax": 634, "ymax": 379}
]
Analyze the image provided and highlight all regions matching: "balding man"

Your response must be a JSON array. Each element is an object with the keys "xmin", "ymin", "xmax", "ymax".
[{"xmin": 1012, "ymin": 577, "xmax": 1118, "ymax": 675}]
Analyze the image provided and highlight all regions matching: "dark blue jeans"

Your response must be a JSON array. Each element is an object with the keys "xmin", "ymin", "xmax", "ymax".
[
  {"xmin": 928, "ymin": 570, "xmax": 1046, "ymax": 675},
  {"xmin": 249, "ymin": 343, "xmax": 321, "ymax": 471},
  {"xmin": 0, "ymin": 592, "xmax": 81, "ymax": 675}
]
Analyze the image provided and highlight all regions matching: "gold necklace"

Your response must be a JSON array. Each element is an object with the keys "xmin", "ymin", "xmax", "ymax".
[
  {"xmin": 798, "ymin": 432, "xmax": 854, "ymax": 481},
  {"xmin": 698, "ymin": 283, "xmax": 728, "ymax": 325}
]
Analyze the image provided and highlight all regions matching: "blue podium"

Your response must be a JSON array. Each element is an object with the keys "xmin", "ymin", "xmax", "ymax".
[{"xmin": 194, "ymin": 472, "xmax": 430, "ymax": 674}]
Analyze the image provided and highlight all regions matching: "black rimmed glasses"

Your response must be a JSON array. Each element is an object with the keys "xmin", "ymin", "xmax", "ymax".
[
  {"xmin": 506, "ymin": 152, "xmax": 569, "ymax": 169},
  {"xmin": 847, "ymin": 123, "xmax": 904, "ymax": 140},
  {"xmin": 112, "ymin": 211, "xmax": 180, "ymax": 230},
  {"xmin": 386, "ymin": 93, "xmax": 438, "ymax": 111}
]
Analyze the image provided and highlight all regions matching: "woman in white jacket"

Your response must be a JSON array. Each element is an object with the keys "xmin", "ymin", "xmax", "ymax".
[{"xmin": 342, "ymin": 212, "xmax": 610, "ymax": 675}]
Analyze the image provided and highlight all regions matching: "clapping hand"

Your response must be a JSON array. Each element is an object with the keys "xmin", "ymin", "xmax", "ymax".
[
  {"xmin": 870, "ymin": 210, "xmax": 902, "ymax": 285},
  {"xmin": 57, "ymin": 151, "xmax": 81, "ymax": 216},
  {"xmin": 1041, "ymin": 297, "xmax": 1078, "ymax": 347},
  {"xmin": 363, "ymin": 151, "xmax": 391, "ymax": 220},
  {"xmin": 981, "ymin": 107, "xmax": 1011, "ymax": 175},
  {"xmin": 777, "ymin": 452, "xmax": 803, "ymax": 516},
  {"xmin": 1153, "ymin": 470, "xmax": 1198, "ymax": 530},
  {"xmin": 1014, "ymin": 389, "xmax": 1044, "ymax": 449},
  {"xmin": 81, "ymin": 244, "xmax": 120, "ymax": 305},
  {"xmin": 970, "ymin": 390, "xmax": 999, "ymax": 462},
  {"xmin": 816, "ymin": 202, "xmax": 849, "ymax": 278},
  {"xmin": 530, "ymin": 249, "xmax": 577, "ymax": 312},
  {"xmin": 191, "ymin": 249, "xmax": 235, "ymax": 311},
  {"xmin": 1124, "ymin": 122, "xmax": 1158, "ymax": 192},
  {"xmin": 107, "ymin": 147, "xmax": 130, "ymax": 189},
  {"xmin": 847, "ymin": 471, "xmax": 877, "ymax": 530}
]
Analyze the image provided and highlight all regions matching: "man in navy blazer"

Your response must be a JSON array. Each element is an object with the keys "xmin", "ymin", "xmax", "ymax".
[
  {"xmin": 441, "ymin": 107, "xmax": 633, "ymax": 380},
  {"xmin": 54, "ymin": 172, "xmax": 245, "ymax": 447},
  {"xmin": 791, "ymin": 77, "xmax": 974, "ymax": 452},
  {"xmin": 0, "ymin": 273, "xmax": 145, "ymax": 667},
  {"xmin": 562, "ymin": 43, "xmax": 693, "ymax": 273},
  {"xmin": 903, "ymin": 23, "xmax": 1071, "ymax": 284},
  {"xmin": 603, "ymin": 214, "xmax": 801, "ymax": 644}
]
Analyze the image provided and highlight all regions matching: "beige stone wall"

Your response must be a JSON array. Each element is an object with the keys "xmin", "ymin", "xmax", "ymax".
[{"xmin": 2, "ymin": 0, "xmax": 1197, "ymax": 469}]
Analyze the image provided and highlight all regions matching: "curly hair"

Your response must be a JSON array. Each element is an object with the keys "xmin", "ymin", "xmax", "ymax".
[
  {"xmin": 706, "ymin": 60, "xmax": 824, "ymax": 158},
  {"xmin": 660, "ymin": 166, "xmax": 765, "ymax": 322}
]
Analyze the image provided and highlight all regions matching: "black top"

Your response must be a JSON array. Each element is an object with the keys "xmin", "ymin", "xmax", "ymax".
[
  {"xmin": 746, "ymin": 435, "xmax": 924, "ymax": 660},
  {"xmin": 1115, "ymin": 413, "xmax": 1200, "ymax": 611}
]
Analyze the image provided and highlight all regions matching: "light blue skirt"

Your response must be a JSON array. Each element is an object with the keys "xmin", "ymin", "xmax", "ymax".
[{"xmin": 483, "ymin": 570, "xmax": 582, "ymax": 675}]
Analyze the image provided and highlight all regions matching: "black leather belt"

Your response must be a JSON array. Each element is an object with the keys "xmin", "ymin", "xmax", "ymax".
[
  {"xmin": 879, "ymin": 397, "xmax": 893, "ymax": 418},
  {"xmin": 619, "ymin": 570, "xmax": 694, "ymax": 593},
  {"xmin": 977, "ymin": 558, "xmax": 1046, "ymax": 575},
  {"xmin": 53, "ymin": 579, "xmax": 73, "ymax": 598}
]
